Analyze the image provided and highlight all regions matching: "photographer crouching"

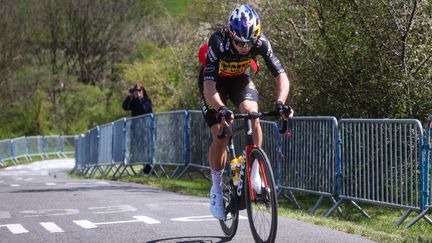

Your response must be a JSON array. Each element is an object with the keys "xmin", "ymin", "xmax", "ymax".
[{"xmin": 122, "ymin": 83, "xmax": 153, "ymax": 116}]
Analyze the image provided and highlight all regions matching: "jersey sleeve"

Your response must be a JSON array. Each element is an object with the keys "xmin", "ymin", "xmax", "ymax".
[
  {"xmin": 202, "ymin": 33, "xmax": 224, "ymax": 81},
  {"xmin": 254, "ymin": 33, "xmax": 285, "ymax": 77}
]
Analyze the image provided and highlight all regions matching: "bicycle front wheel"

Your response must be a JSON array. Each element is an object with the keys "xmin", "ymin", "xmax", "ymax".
[
  {"xmin": 246, "ymin": 148, "xmax": 278, "ymax": 243},
  {"xmin": 219, "ymin": 177, "xmax": 239, "ymax": 239}
]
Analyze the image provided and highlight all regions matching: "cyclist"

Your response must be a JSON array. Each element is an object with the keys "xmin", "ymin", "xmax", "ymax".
[{"xmin": 198, "ymin": 4, "xmax": 293, "ymax": 220}]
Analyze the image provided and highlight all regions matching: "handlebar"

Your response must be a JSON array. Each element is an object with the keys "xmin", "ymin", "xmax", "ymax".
[{"xmin": 217, "ymin": 110, "xmax": 293, "ymax": 139}]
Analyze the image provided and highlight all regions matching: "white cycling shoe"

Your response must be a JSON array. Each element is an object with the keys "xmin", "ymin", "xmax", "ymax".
[
  {"xmin": 210, "ymin": 188, "xmax": 225, "ymax": 220},
  {"xmin": 252, "ymin": 159, "xmax": 262, "ymax": 194}
]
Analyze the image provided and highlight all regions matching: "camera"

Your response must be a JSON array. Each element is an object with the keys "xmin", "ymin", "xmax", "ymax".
[{"xmin": 129, "ymin": 88, "xmax": 136, "ymax": 93}]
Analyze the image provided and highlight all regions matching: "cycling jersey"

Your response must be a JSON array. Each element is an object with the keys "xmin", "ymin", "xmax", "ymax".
[{"xmin": 202, "ymin": 27, "xmax": 285, "ymax": 81}]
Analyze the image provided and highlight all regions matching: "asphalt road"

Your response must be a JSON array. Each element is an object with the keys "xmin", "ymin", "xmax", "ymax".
[{"xmin": 0, "ymin": 159, "xmax": 375, "ymax": 243}]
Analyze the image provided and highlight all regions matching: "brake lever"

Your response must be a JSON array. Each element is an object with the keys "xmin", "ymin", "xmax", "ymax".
[{"xmin": 278, "ymin": 118, "xmax": 293, "ymax": 137}]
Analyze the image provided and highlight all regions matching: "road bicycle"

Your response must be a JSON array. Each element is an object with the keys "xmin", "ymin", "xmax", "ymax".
[{"xmin": 218, "ymin": 110, "xmax": 290, "ymax": 243}]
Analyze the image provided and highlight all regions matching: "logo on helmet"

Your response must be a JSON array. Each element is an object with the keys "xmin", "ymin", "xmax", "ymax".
[{"xmin": 228, "ymin": 4, "xmax": 261, "ymax": 41}]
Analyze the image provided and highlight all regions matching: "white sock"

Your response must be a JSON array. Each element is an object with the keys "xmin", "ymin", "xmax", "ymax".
[
  {"xmin": 252, "ymin": 159, "xmax": 261, "ymax": 183},
  {"xmin": 211, "ymin": 169, "xmax": 224, "ymax": 193}
]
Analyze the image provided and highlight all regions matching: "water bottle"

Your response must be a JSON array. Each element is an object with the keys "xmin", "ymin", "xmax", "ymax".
[{"xmin": 231, "ymin": 156, "xmax": 242, "ymax": 186}]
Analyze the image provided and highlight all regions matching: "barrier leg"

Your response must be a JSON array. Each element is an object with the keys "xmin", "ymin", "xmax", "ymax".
[
  {"xmin": 311, "ymin": 195, "xmax": 324, "ymax": 214},
  {"xmin": 406, "ymin": 208, "xmax": 430, "ymax": 228},
  {"xmin": 147, "ymin": 167, "xmax": 158, "ymax": 178},
  {"xmin": 84, "ymin": 167, "xmax": 92, "ymax": 176},
  {"xmin": 112, "ymin": 164, "xmax": 123, "ymax": 177},
  {"xmin": 325, "ymin": 198, "xmax": 344, "ymax": 217},
  {"xmin": 128, "ymin": 165, "xmax": 137, "ymax": 176},
  {"xmin": 196, "ymin": 167, "xmax": 210, "ymax": 181},
  {"xmin": 107, "ymin": 165, "xmax": 117, "ymax": 176},
  {"xmin": 158, "ymin": 165, "xmax": 169, "ymax": 178},
  {"xmin": 396, "ymin": 208, "xmax": 414, "ymax": 227},
  {"xmin": 282, "ymin": 190, "xmax": 301, "ymax": 209},
  {"xmin": 170, "ymin": 165, "xmax": 183, "ymax": 179},
  {"xmin": 425, "ymin": 215, "xmax": 432, "ymax": 224},
  {"xmin": 175, "ymin": 165, "xmax": 192, "ymax": 180},
  {"xmin": 102, "ymin": 165, "xmax": 113, "ymax": 176},
  {"xmin": 89, "ymin": 166, "xmax": 98, "ymax": 177},
  {"xmin": 121, "ymin": 166, "xmax": 132, "ymax": 176},
  {"xmin": 350, "ymin": 200, "xmax": 370, "ymax": 218},
  {"xmin": 97, "ymin": 166, "xmax": 105, "ymax": 176},
  {"xmin": 70, "ymin": 166, "xmax": 77, "ymax": 174},
  {"xmin": 330, "ymin": 196, "xmax": 344, "ymax": 217}
]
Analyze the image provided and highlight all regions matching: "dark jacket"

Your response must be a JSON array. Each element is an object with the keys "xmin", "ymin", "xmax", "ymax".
[{"xmin": 122, "ymin": 96, "xmax": 153, "ymax": 116}]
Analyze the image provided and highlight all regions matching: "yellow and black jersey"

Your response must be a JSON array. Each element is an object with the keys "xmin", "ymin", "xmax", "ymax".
[{"xmin": 202, "ymin": 27, "xmax": 285, "ymax": 81}]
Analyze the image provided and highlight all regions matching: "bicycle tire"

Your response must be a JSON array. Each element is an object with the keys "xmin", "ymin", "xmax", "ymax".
[
  {"xmin": 219, "ymin": 177, "xmax": 239, "ymax": 239},
  {"xmin": 245, "ymin": 148, "xmax": 278, "ymax": 243}
]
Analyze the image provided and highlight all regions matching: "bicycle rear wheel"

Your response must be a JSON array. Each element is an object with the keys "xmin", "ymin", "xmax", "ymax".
[
  {"xmin": 246, "ymin": 148, "xmax": 278, "ymax": 243},
  {"xmin": 219, "ymin": 177, "xmax": 239, "ymax": 239}
]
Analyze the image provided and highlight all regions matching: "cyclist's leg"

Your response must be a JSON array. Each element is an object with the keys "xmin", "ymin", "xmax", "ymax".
[
  {"xmin": 209, "ymin": 124, "xmax": 228, "ymax": 171},
  {"xmin": 200, "ymin": 93, "xmax": 229, "ymax": 219},
  {"xmin": 199, "ymin": 68, "xmax": 229, "ymax": 172},
  {"xmin": 239, "ymin": 100, "xmax": 262, "ymax": 147},
  {"xmin": 230, "ymin": 75, "xmax": 262, "ymax": 147},
  {"xmin": 231, "ymin": 76, "xmax": 263, "ymax": 193}
]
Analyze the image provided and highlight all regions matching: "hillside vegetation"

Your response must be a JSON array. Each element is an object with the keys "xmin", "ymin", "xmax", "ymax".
[{"xmin": 0, "ymin": 0, "xmax": 431, "ymax": 138}]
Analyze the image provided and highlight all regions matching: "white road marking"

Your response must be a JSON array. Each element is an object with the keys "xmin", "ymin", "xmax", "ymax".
[
  {"xmin": 10, "ymin": 184, "xmax": 20, "ymax": 187},
  {"xmin": 171, "ymin": 214, "xmax": 248, "ymax": 222},
  {"xmin": 45, "ymin": 182, "xmax": 57, "ymax": 186},
  {"xmin": 0, "ymin": 211, "xmax": 11, "ymax": 219},
  {"xmin": 171, "ymin": 215, "xmax": 217, "ymax": 222},
  {"xmin": 21, "ymin": 209, "xmax": 80, "ymax": 217},
  {"xmin": 74, "ymin": 215, "xmax": 160, "ymax": 229},
  {"xmin": 89, "ymin": 205, "xmax": 137, "ymax": 214},
  {"xmin": 133, "ymin": 216, "xmax": 160, "ymax": 224},
  {"xmin": 0, "ymin": 224, "xmax": 29, "ymax": 234},
  {"xmin": 40, "ymin": 222, "xmax": 64, "ymax": 233},
  {"xmin": 73, "ymin": 220, "xmax": 97, "ymax": 229},
  {"xmin": 65, "ymin": 181, "xmax": 109, "ymax": 185}
]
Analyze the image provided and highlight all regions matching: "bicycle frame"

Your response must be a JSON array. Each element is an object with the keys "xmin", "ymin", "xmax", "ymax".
[
  {"xmin": 220, "ymin": 111, "xmax": 290, "ymax": 242},
  {"xmin": 226, "ymin": 116, "xmax": 271, "ymax": 203}
]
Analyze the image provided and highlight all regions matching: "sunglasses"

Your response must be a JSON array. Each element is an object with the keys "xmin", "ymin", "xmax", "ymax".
[
  {"xmin": 233, "ymin": 38, "xmax": 254, "ymax": 48},
  {"xmin": 135, "ymin": 89, "xmax": 142, "ymax": 92}
]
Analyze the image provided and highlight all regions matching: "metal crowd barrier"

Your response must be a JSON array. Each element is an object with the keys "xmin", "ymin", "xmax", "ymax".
[
  {"xmin": 12, "ymin": 136, "xmax": 30, "ymax": 163},
  {"xmin": 186, "ymin": 110, "xmax": 211, "ymax": 168},
  {"xmin": 0, "ymin": 139, "xmax": 13, "ymax": 165},
  {"xmin": 153, "ymin": 111, "xmax": 188, "ymax": 178},
  {"xmin": 325, "ymin": 119, "xmax": 429, "ymax": 227},
  {"xmin": 73, "ymin": 134, "xmax": 86, "ymax": 172},
  {"xmin": 98, "ymin": 123, "xmax": 114, "ymax": 168},
  {"xmin": 0, "ymin": 135, "xmax": 76, "ymax": 166},
  {"xmin": 405, "ymin": 116, "xmax": 432, "ymax": 227},
  {"xmin": 125, "ymin": 114, "xmax": 153, "ymax": 165},
  {"xmin": 112, "ymin": 118, "xmax": 126, "ymax": 165},
  {"xmin": 279, "ymin": 117, "xmax": 339, "ymax": 212},
  {"xmin": 73, "ymin": 110, "xmax": 432, "ymax": 227},
  {"xmin": 61, "ymin": 135, "xmax": 76, "ymax": 157},
  {"xmin": 26, "ymin": 136, "xmax": 44, "ymax": 159}
]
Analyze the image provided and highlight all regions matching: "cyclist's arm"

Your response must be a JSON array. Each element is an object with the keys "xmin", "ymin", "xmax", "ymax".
[
  {"xmin": 203, "ymin": 32, "xmax": 226, "ymax": 111},
  {"xmin": 255, "ymin": 34, "xmax": 290, "ymax": 104},
  {"xmin": 275, "ymin": 72, "xmax": 289, "ymax": 104},
  {"xmin": 203, "ymin": 80, "xmax": 225, "ymax": 111}
]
